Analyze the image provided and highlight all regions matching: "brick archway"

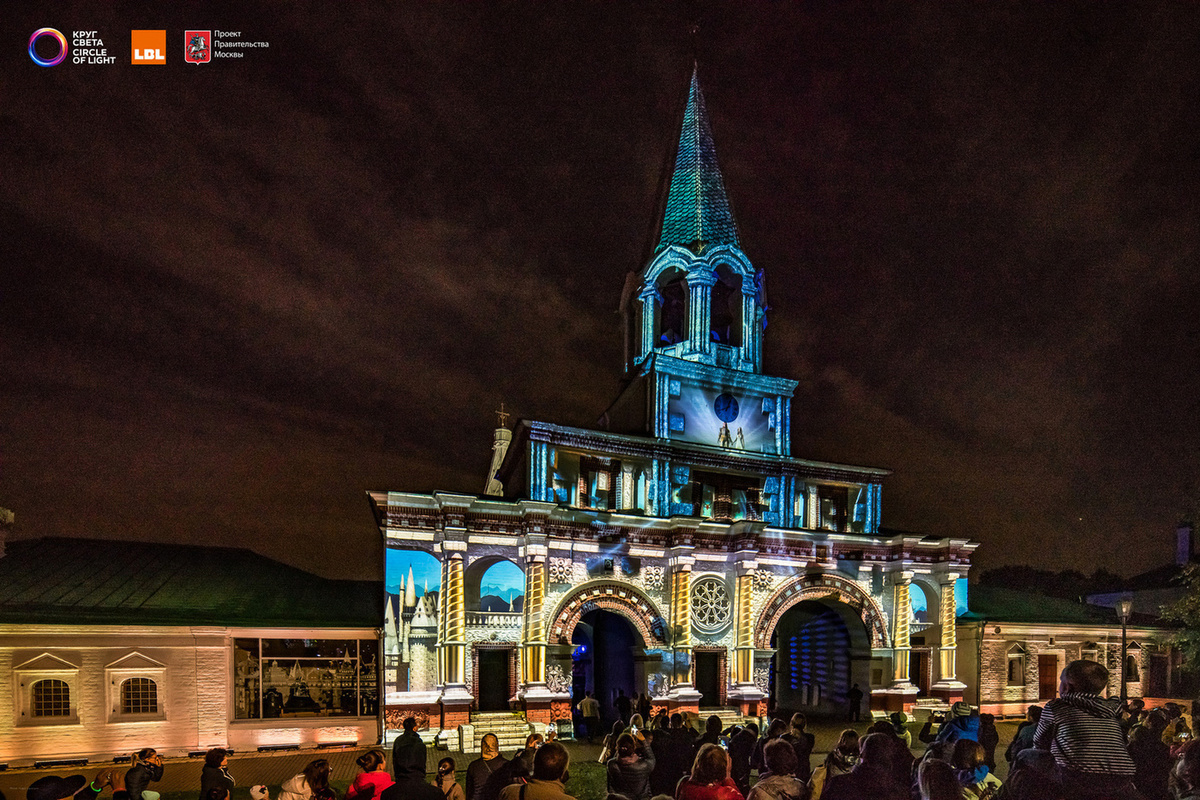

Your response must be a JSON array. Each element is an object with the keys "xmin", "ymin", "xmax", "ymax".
[
  {"xmin": 548, "ymin": 582, "xmax": 667, "ymax": 647},
  {"xmin": 755, "ymin": 573, "xmax": 889, "ymax": 648}
]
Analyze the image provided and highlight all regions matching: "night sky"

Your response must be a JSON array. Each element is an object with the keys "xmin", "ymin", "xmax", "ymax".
[{"xmin": 3, "ymin": 3, "xmax": 1198, "ymax": 580}]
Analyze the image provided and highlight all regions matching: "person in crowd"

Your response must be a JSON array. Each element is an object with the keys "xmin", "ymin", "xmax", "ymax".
[
  {"xmin": 607, "ymin": 732, "xmax": 656, "ymax": 800},
  {"xmin": 480, "ymin": 735, "xmax": 539, "ymax": 800},
  {"xmin": 783, "ymin": 713, "xmax": 815, "ymax": 783},
  {"xmin": 1032, "ymin": 659, "xmax": 1139, "ymax": 800},
  {"xmin": 629, "ymin": 714, "xmax": 649, "ymax": 744},
  {"xmin": 808, "ymin": 729, "xmax": 858, "ymax": 800},
  {"xmin": 745, "ymin": 738, "xmax": 809, "ymax": 800},
  {"xmin": 820, "ymin": 733, "xmax": 907, "ymax": 800},
  {"xmin": 638, "ymin": 693, "xmax": 652, "ymax": 722},
  {"xmin": 727, "ymin": 723, "xmax": 757, "ymax": 796},
  {"xmin": 1121, "ymin": 698, "xmax": 1147, "ymax": 732},
  {"xmin": 889, "ymin": 712, "xmax": 912, "ymax": 749},
  {"xmin": 1000, "ymin": 749, "xmax": 1065, "ymax": 800},
  {"xmin": 1127, "ymin": 721, "xmax": 1171, "ymax": 800},
  {"xmin": 383, "ymin": 742, "xmax": 442, "ymax": 800},
  {"xmin": 1004, "ymin": 706, "xmax": 1042, "ymax": 764},
  {"xmin": 915, "ymin": 759, "xmax": 963, "ymax": 800},
  {"xmin": 697, "ymin": 716, "xmax": 723, "ymax": 749},
  {"xmin": 935, "ymin": 703, "xmax": 981, "ymax": 746},
  {"xmin": 603, "ymin": 721, "xmax": 627, "ymax": 761},
  {"xmin": 650, "ymin": 715, "xmax": 678, "ymax": 797},
  {"xmin": 279, "ymin": 760, "xmax": 330, "ymax": 800},
  {"xmin": 1173, "ymin": 742, "xmax": 1200, "ymax": 800},
  {"xmin": 125, "ymin": 749, "xmax": 164, "ymax": 800},
  {"xmin": 615, "ymin": 690, "xmax": 633, "ymax": 725},
  {"xmin": 950, "ymin": 740, "xmax": 1001, "ymax": 799},
  {"xmin": 30, "ymin": 770, "xmax": 120, "ymax": 800},
  {"xmin": 467, "ymin": 734, "xmax": 508, "ymax": 800},
  {"xmin": 200, "ymin": 748, "xmax": 235, "ymax": 800},
  {"xmin": 751, "ymin": 719, "xmax": 789, "ymax": 774},
  {"xmin": 977, "ymin": 714, "xmax": 999, "ymax": 772},
  {"xmin": 845, "ymin": 684, "xmax": 864, "ymax": 723},
  {"xmin": 578, "ymin": 692, "xmax": 602, "ymax": 744},
  {"xmin": 393, "ymin": 717, "xmax": 428, "ymax": 781},
  {"xmin": 434, "ymin": 758, "xmax": 465, "ymax": 800},
  {"xmin": 347, "ymin": 750, "xmax": 394, "ymax": 800},
  {"xmin": 675, "ymin": 744, "xmax": 743, "ymax": 800},
  {"xmin": 499, "ymin": 742, "xmax": 575, "ymax": 800}
]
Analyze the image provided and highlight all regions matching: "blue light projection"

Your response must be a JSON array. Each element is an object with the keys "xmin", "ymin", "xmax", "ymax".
[
  {"xmin": 910, "ymin": 589, "xmax": 928, "ymax": 624},
  {"xmin": 667, "ymin": 387, "xmax": 773, "ymax": 452},
  {"xmin": 956, "ymin": 578, "xmax": 969, "ymax": 617},
  {"xmin": 385, "ymin": 548, "xmax": 440, "ymax": 597},
  {"xmin": 480, "ymin": 560, "xmax": 525, "ymax": 607}
]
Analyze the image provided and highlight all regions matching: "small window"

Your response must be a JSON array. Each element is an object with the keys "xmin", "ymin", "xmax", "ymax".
[
  {"xmin": 1007, "ymin": 644, "xmax": 1026, "ymax": 686},
  {"xmin": 1126, "ymin": 655, "xmax": 1140, "ymax": 682},
  {"xmin": 32, "ymin": 679, "xmax": 71, "ymax": 718},
  {"xmin": 121, "ymin": 678, "xmax": 159, "ymax": 714}
]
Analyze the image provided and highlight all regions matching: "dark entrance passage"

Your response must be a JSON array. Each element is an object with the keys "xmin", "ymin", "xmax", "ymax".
[
  {"xmin": 770, "ymin": 599, "xmax": 870, "ymax": 719},
  {"xmin": 1038, "ymin": 654, "xmax": 1059, "ymax": 701},
  {"xmin": 695, "ymin": 651, "xmax": 721, "ymax": 707},
  {"xmin": 478, "ymin": 648, "xmax": 512, "ymax": 711},
  {"xmin": 572, "ymin": 609, "xmax": 641, "ymax": 726}
]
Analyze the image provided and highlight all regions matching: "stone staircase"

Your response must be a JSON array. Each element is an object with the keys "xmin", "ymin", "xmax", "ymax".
[
  {"xmin": 696, "ymin": 708, "xmax": 754, "ymax": 731},
  {"xmin": 454, "ymin": 711, "xmax": 534, "ymax": 754}
]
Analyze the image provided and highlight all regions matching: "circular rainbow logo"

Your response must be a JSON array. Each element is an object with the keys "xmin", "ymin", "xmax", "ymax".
[{"xmin": 29, "ymin": 28, "xmax": 68, "ymax": 67}]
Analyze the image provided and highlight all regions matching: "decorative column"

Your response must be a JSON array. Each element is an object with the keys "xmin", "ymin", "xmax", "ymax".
[
  {"xmin": 639, "ymin": 286, "xmax": 658, "ymax": 360},
  {"xmin": 519, "ymin": 523, "xmax": 556, "ymax": 725},
  {"xmin": 438, "ymin": 542, "xmax": 474, "ymax": 728},
  {"xmin": 621, "ymin": 464, "xmax": 635, "ymax": 510},
  {"xmin": 740, "ymin": 285, "xmax": 757, "ymax": 369},
  {"xmin": 873, "ymin": 570, "xmax": 919, "ymax": 712},
  {"xmin": 667, "ymin": 546, "xmax": 702, "ymax": 712},
  {"xmin": 728, "ymin": 556, "xmax": 764, "ymax": 715},
  {"xmin": 685, "ymin": 268, "xmax": 717, "ymax": 357},
  {"xmin": 931, "ymin": 573, "xmax": 966, "ymax": 702},
  {"xmin": 806, "ymin": 485, "xmax": 819, "ymax": 530}
]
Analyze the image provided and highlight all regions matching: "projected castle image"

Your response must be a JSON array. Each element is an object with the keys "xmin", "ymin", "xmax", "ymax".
[{"xmin": 369, "ymin": 69, "xmax": 977, "ymax": 744}]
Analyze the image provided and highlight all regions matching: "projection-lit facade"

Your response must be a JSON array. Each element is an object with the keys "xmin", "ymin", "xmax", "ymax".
[{"xmin": 369, "ymin": 68, "xmax": 977, "ymax": 741}]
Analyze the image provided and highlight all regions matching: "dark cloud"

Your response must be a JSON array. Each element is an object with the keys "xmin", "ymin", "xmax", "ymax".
[{"xmin": 2, "ymin": 2, "xmax": 1198, "ymax": 578}]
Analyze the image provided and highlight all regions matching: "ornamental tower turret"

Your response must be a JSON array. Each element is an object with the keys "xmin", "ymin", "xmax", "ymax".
[{"xmin": 611, "ymin": 65, "xmax": 795, "ymax": 459}]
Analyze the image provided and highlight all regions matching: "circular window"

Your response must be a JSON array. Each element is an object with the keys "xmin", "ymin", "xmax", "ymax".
[{"xmin": 691, "ymin": 577, "xmax": 732, "ymax": 634}]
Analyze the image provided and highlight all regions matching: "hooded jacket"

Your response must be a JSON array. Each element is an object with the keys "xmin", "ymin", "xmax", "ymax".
[
  {"xmin": 606, "ymin": 749, "xmax": 655, "ymax": 800},
  {"xmin": 745, "ymin": 773, "xmax": 809, "ymax": 800},
  {"xmin": 1033, "ymin": 692, "xmax": 1136, "ymax": 775}
]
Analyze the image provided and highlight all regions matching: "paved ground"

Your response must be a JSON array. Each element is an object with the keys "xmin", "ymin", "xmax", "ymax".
[{"xmin": 0, "ymin": 719, "xmax": 1024, "ymax": 800}]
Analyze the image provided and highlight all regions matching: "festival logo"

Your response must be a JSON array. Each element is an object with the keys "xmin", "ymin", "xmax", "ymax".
[
  {"xmin": 184, "ymin": 31, "xmax": 210, "ymax": 64},
  {"xmin": 131, "ymin": 30, "xmax": 166, "ymax": 64},
  {"xmin": 28, "ymin": 28, "xmax": 68, "ymax": 67}
]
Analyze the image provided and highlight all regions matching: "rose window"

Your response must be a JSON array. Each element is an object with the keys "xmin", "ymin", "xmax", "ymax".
[{"xmin": 691, "ymin": 577, "xmax": 732, "ymax": 634}]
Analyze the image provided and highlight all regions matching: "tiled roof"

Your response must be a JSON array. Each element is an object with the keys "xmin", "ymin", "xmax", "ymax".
[
  {"xmin": 0, "ymin": 537, "xmax": 380, "ymax": 628},
  {"xmin": 958, "ymin": 584, "xmax": 1122, "ymax": 625},
  {"xmin": 656, "ymin": 66, "xmax": 739, "ymax": 254}
]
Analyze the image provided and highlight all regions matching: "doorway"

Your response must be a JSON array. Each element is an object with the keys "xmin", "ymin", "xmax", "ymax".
[
  {"xmin": 695, "ymin": 651, "xmax": 722, "ymax": 708},
  {"xmin": 1038, "ymin": 654, "xmax": 1059, "ymax": 701},
  {"xmin": 909, "ymin": 650, "xmax": 931, "ymax": 696},
  {"xmin": 769, "ymin": 599, "xmax": 870, "ymax": 718},
  {"xmin": 478, "ymin": 648, "xmax": 512, "ymax": 711}
]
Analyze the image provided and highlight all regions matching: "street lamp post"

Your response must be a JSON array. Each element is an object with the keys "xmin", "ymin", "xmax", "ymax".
[{"xmin": 1117, "ymin": 597, "xmax": 1134, "ymax": 708}]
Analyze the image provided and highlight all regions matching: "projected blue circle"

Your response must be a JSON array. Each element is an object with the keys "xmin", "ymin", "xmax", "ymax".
[{"xmin": 713, "ymin": 392, "xmax": 739, "ymax": 422}]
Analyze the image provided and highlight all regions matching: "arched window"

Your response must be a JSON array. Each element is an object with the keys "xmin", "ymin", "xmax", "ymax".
[
  {"xmin": 709, "ymin": 266, "xmax": 743, "ymax": 346},
  {"xmin": 655, "ymin": 269, "xmax": 687, "ymax": 346},
  {"xmin": 121, "ymin": 677, "xmax": 159, "ymax": 714},
  {"xmin": 32, "ymin": 679, "xmax": 71, "ymax": 717},
  {"xmin": 1007, "ymin": 644, "xmax": 1026, "ymax": 686},
  {"xmin": 1126, "ymin": 654, "xmax": 1140, "ymax": 682}
]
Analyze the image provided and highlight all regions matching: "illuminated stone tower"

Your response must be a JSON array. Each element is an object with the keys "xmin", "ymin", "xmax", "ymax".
[{"xmin": 370, "ymin": 67, "xmax": 975, "ymax": 747}]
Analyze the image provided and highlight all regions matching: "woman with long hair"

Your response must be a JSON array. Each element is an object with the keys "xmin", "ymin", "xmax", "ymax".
[
  {"xmin": 675, "ymin": 744, "xmax": 743, "ymax": 800},
  {"xmin": 434, "ymin": 757, "xmax": 465, "ymax": 800},
  {"xmin": 347, "ymin": 750, "xmax": 393, "ymax": 800},
  {"xmin": 601, "ymin": 720, "xmax": 626, "ymax": 762},
  {"xmin": 746, "ymin": 739, "xmax": 809, "ymax": 800},
  {"xmin": 125, "ymin": 748, "xmax": 164, "ymax": 800},
  {"xmin": 279, "ymin": 759, "xmax": 330, "ymax": 800},
  {"xmin": 607, "ymin": 732, "xmax": 656, "ymax": 800},
  {"xmin": 950, "ymin": 741, "xmax": 1001, "ymax": 799}
]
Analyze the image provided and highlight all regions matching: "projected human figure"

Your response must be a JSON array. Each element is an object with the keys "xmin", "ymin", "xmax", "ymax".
[
  {"xmin": 717, "ymin": 423, "xmax": 732, "ymax": 448},
  {"xmin": 734, "ymin": 427, "xmax": 745, "ymax": 449}
]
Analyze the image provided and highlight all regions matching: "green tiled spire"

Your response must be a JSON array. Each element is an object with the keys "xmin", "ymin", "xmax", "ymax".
[{"xmin": 656, "ymin": 66, "xmax": 739, "ymax": 254}]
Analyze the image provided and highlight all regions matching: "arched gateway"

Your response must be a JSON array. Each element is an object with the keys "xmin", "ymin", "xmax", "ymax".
[{"xmin": 369, "ymin": 66, "xmax": 976, "ymax": 745}]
